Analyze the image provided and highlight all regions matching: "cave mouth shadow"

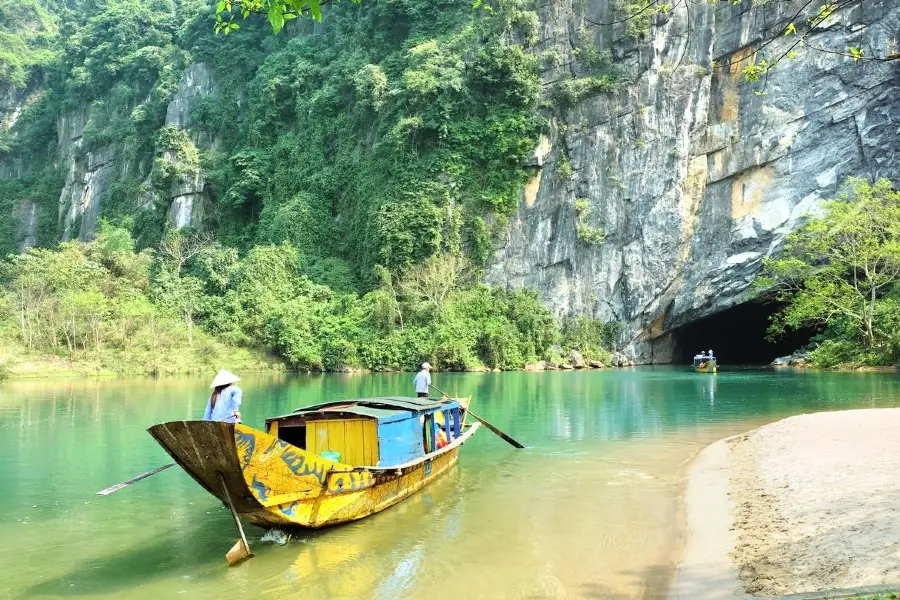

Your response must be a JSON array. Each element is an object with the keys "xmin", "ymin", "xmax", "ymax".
[{"xmin": 670, "ymin": 300, "xmax": 816, "ymax": 366}]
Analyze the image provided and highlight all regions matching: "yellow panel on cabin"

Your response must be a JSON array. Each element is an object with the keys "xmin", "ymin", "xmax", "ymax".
[
  {"xmin": 343, "ymin": 420, "xmax": 363, "ymax": 465},
  {"xmin": 305, "ymin": 419, "xmax": 378, "ymax": 465},
  {"xmin": 307, "ymin": 421, "xmax": 329, "ymax": 455},
  {"xmin": 327, "ymin": 420, "xmax": 346, "ymax": 458},
  {"xmin": 362, "ymin": 420, "xmax": 378, "ymax": 466}
]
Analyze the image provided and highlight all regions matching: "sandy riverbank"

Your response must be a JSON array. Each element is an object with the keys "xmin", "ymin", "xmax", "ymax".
[{"xmin": 671, "ymin": 409, "xmax": 900, "ymax": 599}]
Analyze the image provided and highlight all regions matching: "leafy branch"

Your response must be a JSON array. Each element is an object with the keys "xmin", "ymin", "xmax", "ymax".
[{"xmin": 214, "ymin": 0, "xmax": 352, "ymax": 35}]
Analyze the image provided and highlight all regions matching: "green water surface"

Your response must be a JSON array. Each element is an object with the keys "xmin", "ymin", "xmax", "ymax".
[{"xmin": 1, "ymin": 368, "xmax": 898, "ymax": 599}]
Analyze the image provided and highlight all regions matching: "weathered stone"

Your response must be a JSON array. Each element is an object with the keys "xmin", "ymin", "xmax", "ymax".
[
  {"xmin": 611, "ymin": 352, "xmax": 630, "ymax": 368},
  {"xmin": 559, "ymin": 362, "xmax": 574, "ymax": 370},
  {"xmin": 588, "ymin": 360, "xmax": 604, "ymax": 368},
  {"xmin": 524, "ymin": 360, "xmax": 547, "ymax": 372},
  {"xmin": 12, "ymin": 198, "xmax": 37, "ymax": 252},
  {"xmin": 486, "ymin": 1, "xmax": 900, "ymax": 365},
  {"xmin": 568, "ymin": 349, "xmax": 585, "ymax": 368}
]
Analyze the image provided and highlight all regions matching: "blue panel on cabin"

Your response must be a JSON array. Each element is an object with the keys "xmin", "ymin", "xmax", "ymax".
[{"xmin": 376, "ymin": 415, "xmax": 424, "ymax": 467}]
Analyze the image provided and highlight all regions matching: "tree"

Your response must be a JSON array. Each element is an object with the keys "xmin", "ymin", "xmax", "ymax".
[
  {"xmin": 399, "ymin": 253, "xmax": 470, "ymax": 312},
  {"xmin": 153, "ymin": 270, "xmax": 205, "ymax": 345},
  {"xmin": 159, "ymin": 228, "xmax": 213, "ymax": 276},
  {"xmin": 757, "ymin": 178, "xmax": 900, "ymax": 350},
  {"xmin": 214, "ymin": 0, "xmax": 357, "ymax": 34}
]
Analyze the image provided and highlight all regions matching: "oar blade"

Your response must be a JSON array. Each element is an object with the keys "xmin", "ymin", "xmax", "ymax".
[
  {"xmin": 226, "ymin": 539, "xmax": 253, "ymax": 566},
  {"xmin": 471, "ymin": 411, "xmax": 525, "ymax": 448}
]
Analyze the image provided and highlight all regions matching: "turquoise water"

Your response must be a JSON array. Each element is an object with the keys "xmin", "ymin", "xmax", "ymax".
[{"xmin": 1, "ymin": 368, "xmax": 898, "ymax": 599}]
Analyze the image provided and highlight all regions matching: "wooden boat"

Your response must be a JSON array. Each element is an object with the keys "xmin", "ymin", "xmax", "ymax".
[
  {"xmin": 148, "ymin": 396, "xmax": 479, "ymax": 529},
  {"xmin": 692, "ymin": 356, "xmax": 717, "ymax": 373}
]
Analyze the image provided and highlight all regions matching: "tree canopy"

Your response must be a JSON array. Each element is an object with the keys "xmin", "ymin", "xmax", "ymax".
[{"xmin": 757, "ymin": 178, "xmax": 900, "ymax": 366}]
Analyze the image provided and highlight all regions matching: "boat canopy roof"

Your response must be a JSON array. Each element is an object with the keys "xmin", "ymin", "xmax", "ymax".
[{"xmin": 268, "ymin": 396, "xmax": 458, "ymax": 425}]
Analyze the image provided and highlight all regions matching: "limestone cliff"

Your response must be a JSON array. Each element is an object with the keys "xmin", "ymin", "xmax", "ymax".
[
  {"xmin": 55, "ymin": 62, "xmax": 218, "ymax": 240},
  {"xmin": 486, "ymin": 0, "xmax": 900, "ymax": 362}
]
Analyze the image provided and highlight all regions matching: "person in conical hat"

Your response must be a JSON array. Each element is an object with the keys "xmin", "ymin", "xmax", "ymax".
[{"xmin": 202, "ymin": 369, "xmax": 243, "ymax": 423}]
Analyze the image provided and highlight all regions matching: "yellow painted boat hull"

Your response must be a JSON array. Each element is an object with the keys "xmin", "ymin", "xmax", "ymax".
[{"xmin": 149, "ymin": 420, "xmax": 478, "ymax": 529}]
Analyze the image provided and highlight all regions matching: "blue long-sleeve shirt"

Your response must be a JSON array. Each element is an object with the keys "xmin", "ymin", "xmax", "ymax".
[{"xmin": 203, "ymin": 385, "xmax": 242, "ymax": 423}]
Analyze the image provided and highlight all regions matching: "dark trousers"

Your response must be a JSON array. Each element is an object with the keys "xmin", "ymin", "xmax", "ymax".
[{"xmin": 417, "ymin": 392, "xmax": 428, "ymax": 397}]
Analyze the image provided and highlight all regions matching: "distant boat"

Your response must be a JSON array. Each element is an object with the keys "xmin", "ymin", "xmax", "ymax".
[
  {"xmin": 148, "ymin": 396, "xmax": 478, "ymax": 529},
  {"xmin": 692, "ymin": 356, "xmax": 717, "ymax": 373}
]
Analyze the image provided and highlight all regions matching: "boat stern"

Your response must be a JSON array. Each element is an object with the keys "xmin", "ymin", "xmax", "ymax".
[{"xmin": 148, "ymin": 420, "xmax": 264, "ymax": 513}]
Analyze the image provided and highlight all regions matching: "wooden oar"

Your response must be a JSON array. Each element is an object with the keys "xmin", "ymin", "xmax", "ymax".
[
  {"xmin": 429, "ymin": 384, "xmax": 525, "ymax": 449},
  {"xmin": 96, "ymin": 462, "xmax": 176, "ymax": 496},
  {"xmin": 218, "ymin": 473, "xmax": 253, "ymax": 566}
]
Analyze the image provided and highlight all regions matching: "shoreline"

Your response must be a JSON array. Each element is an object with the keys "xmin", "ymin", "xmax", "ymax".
[
  {"xmin": 4, "ymin": 359, "xmax": 894, "ymax": 381},
  {"xmin": 672, "ymin": 409, "xmax": 900, "ymax": 599}
]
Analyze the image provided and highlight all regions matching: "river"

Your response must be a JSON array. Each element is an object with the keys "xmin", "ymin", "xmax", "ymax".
[{"xmin": 1, "ymin": 368, "xmax": 898, "ymax": 599}]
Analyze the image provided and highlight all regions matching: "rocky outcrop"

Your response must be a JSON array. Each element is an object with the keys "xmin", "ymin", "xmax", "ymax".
[
  {"xmin": 57, "ymin": 106, "xmax": 117, "ymax": 241},
  {"xmin": 487, "ymin": 0, "xmax": 900, "ymax": 364},
  {"xmin": 145, "ymin": 62, "xmax": 219, "ymax": 229},
  {"xmin": 13, "ymin": 198, "xmax": 38, "ymax": 251},
  {"xmin": 568, "ymin": 349, "xmax": 585, "ymax": 368},
  {"xmin": 56, "ymin": 62, "xmax": 218, "ymax": 239},
  {"xmin": 772, "ymin": 352, "xmax": 810, "ymax": 367}
]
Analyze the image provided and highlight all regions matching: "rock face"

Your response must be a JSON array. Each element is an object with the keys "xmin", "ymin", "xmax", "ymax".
[
  {"xmin": 487, "ymin": 0, "xmax": 900, "ymax": 363},
  {"xmin": 772, "ymin": 352, "xmax": 810, "ymax": 367},
  {"xmin": 53, "ymin": 62, "xmax": 218, "ymax": 241},
  {"xmin": 158, "ymin": 62, "xmax": 218, "ymax": 229},
  {"xmin": 57, "ymin": 106, "xmax": 116, "ymax": 241},
  {"xmin": 568, "ymin": 349, "xmax": 585, "ymax": 368}
]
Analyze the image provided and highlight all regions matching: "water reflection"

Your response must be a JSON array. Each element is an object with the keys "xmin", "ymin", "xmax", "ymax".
[{"xmin": 2, "ymin": 368, "xmax": 900, "ymax": 599}]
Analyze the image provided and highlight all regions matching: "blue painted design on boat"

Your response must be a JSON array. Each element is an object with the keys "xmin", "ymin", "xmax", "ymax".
[
  {"xmin": 281, "ymin": 449, "xmax": 327, "ymax": 484},
  {"xmin": 235, "ymin": 430, "xmax": 256, "ymax": 467},
  {"xmin": 251, "ymin": 474, "xmax": 271, "ymax": 502},
  {"xmin": 279, "ymin": 501, "xmax": 299, "ymax": 517}
]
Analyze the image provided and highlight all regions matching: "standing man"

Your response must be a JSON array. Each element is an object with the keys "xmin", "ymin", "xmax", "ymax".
[
  {"xmin": 203, "ymin": 369, "xmax": 243, "ymax": 423},
  {"xmin": 413, "ymin": 362, "xmax": 432, "ymax": 398}
]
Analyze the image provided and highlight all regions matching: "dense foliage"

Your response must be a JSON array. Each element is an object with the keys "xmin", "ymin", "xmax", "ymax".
[
  {"xmin": 0, "ymin": 225, "xmax": 618, "ymax": 373},
  {"xmin": 0, "ymin": 221, "xmax": 273, "ymax": 375},
  {"xmin": 757, "ymin": 178, "xmax": 900, "ymax": 368},
  {"xmin": 0, "ymin": 0, "xmax": 625, "ymax": 374},
  {"xmin": 0, "ymin": 0, "xmax": 546, "ymax": 274}
]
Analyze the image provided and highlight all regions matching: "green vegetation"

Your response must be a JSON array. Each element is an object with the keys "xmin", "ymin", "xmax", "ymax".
[
  {"xmin": 0, "ymin": 223, "xmax": 618, "ymax": 374},
  {"xmin": 617, "ymin": 0, "xmax": 669, "ymax": 40},
  {"xmin": 0, "ymin": 221, "xmax": 277, "ymax": 376},
  {"xmin": 574, "ymin": 199, "xmax": 604, "ymax": 245},
  {"xmin": 0, "ymin": 0, "xmax": 57, "ymax": 89},
  {"xmin": 757, "ymin": 178, "xmax": 900, "ymax": 368}
]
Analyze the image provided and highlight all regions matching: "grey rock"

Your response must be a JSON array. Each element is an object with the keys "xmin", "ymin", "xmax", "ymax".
[
  {"xmin": 611, "ymin": 352, "xmax": 630, "ymax": 368},
  {"xmin": 487, "ymin": 0, "xmax": 900, "ymax": 365},
  {"xmin": 588, "ymin": 360, "xmax": 604, "ymax": 368},
  {"xmin": 568, "ymin": 349, "xmax": 585, "ymax": 368},
  {"xmin": 524, "ymin": 360, "xmax": 547, "ymax": 371},
  {"xmin": 12, "ymin": 198, "xmax": 37, "ymax": 251},
  {"xmin": 165, "ymin": 63, "xmax": 217, "ymax": 131}
]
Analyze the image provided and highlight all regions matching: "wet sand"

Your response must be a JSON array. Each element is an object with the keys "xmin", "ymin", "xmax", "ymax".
[{"xmin": 672, "ymin": 409, "xmax": 900, "ymax": 598}]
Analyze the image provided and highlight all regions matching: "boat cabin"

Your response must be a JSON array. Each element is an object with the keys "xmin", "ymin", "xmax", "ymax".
[{"xmin": 264, "ymin": 397, "xmax": 465, "ymax": 468}]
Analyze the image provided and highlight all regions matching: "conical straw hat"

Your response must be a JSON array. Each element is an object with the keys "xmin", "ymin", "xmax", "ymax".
[{"xmin": 210, "ymin": 369, "xmax": 240, "ymax": 389}]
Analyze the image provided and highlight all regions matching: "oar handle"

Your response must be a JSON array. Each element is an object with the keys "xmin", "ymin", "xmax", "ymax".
[
  {"xmin": 429, "ymin": 384, "xmax": 524, "ymax": 449},
  {"xmin": 96, "ymin": 462, "xmax": 176, "ymax": 496}
]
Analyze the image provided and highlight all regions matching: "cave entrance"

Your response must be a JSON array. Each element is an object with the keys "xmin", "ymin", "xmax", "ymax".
[{"xmin": 670, "ymin": 301, "xmax": 816, "ymax": 365}]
